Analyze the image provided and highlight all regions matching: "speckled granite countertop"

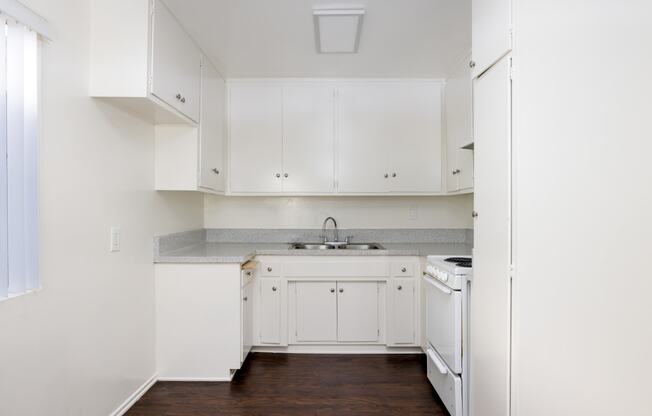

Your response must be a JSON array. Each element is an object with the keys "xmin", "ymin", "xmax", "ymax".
[{"xmin": 154, "ymin": 229, "xmax": 473, "ymax": 264}]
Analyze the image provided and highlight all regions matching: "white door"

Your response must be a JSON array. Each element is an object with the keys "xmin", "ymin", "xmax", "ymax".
[
  {"xmin": 387, "ymin": 82, "xmax": 443, "ymax": 193},
  {"xmin": 151, "ymin": 0, "xmax": 201, "ymax": 122},
  {"xmin": 337, "ymin": 282, "xmax": 379, "ymax": 342},
  {"xmin": 337, "ymin": 84, "xmax": 391, "ymax": 193},
  {"xmin": 470, "ymin": 56, "xmax": 512, "ymax": 416},
  {"xmin": 472, "ymin": 0, "xmax": 512, "ymax": 77},
  {"xmin": 295, "ymin": 282, "xmax": 337, "ymax": 342},
  {"xmin": 446, "ymin": 55, "xmax": 474, "ymax": 192},
  {"xmin": 242, "ymin": 281, "xmax": 253, "ymax": 363},
  {"xmin": 387, "ymin": 279, "xmax": 415, "ymax": 345},
  {"xmin": 259, "ymin": 278, "xmax": 282, "ymax": 344},
  {"xmin": 424, "ymin": 275, "xmax": 463, "ymax": 374},
  {"xmin": 282, "ymin": 83, "xmax": 335, "ymax": 193},
  {"xmin": 228, "ymin": 82, "xmax": 283, "ymax": 192},
  {"xmin": 199, "ymin": 62, "xmax": 225, "ymax": 192}
]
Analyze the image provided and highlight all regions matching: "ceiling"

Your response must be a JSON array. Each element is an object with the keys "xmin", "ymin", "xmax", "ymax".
[{"xmin": 164, "ymin": 0, "xmax": 471, "ymax": 79}]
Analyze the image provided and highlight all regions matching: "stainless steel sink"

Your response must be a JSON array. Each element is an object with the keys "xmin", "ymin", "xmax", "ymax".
[{"xmin": 289, "ymin": 243, "xmax": 385, "ymax": 250}]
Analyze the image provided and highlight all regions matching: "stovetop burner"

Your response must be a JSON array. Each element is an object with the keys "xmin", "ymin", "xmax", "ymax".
[{"xmin": 444, "ymin": 257, "xmax": 472, "ymax": 268}]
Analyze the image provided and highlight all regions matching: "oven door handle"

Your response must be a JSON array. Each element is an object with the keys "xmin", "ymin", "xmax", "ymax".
[
  {"xmin": 423, "ymin": 274, "xmax": 452, "ymax": 295},
  {"xmin": 427, "ymin": 348, "xmax": 448, "ymax": 375}
]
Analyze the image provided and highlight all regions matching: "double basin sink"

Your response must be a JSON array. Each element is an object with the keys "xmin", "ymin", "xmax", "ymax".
[{"xmin": 289, "ymin": 243, "xmax": 385, "ymax": 251}]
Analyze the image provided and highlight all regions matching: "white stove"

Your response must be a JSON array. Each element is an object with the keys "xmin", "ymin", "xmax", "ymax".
[
  {"xmin": 425, "ymin": 255, "xmax": 472, "ymax": 290},
  {"xmin": 423, "ymin": 254, "xmax": 472, "ymax": 416}
]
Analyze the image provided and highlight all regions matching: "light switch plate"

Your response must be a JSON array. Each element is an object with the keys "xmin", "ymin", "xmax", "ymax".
[{"xmin": 110, "ymin": 226, "xmax": 121, "ymax": 252}]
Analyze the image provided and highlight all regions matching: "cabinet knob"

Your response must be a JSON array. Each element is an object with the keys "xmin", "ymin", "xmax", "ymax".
[
  {"xmin": 276, "ymin": 173, "xmax": 281, "ymax": 178},
  {"xmin": 284, "ymin": 173, "xmax": 289, "ymax": 178},
  {"xmin": 392, "ymin": 173, "xmax": 397, "ymax": 178},
  {"xmin": 180, "ymin": 97, "xmax": 186, "ymax": 103},
  {"xmin": 472, "ymin": 211, "xmax": 479, "ymax": 218},
  {"xmin": 212, "ymin": 168, "xmax": 220, "ymax": 175},
  {"xmin": 339, "ymin": 288, "xmax": 344, "ymax": 293},
  {"xmin": 330, "ymin": 288, "xmax": 335, "ymax": 293},
  {"xmin": 452, "ymin": 169, "xmax": 461, "ymax": 175},
  {"xmin": 243, "ymin": 296, "xmax": 248, "ymax": 301},
  {"xmin": 384, "ymin": 173, "xmax": 389, "ymax": 178},
  {"xmin": 398, "ymin": 285, "xmax": 403, "ymax": 291},
  {"xmin": 246, "ymin": 271, "xmax": 251, "ymax": 276},
  {"xmin": 272, "ymin": 286, "xmax": 277, "ymax": 292},
  {"xmin": 469, "ymin": 60, "xmax": 476, "ymax": 68},
  {"xmin": 176, "ymin": 94, "xmax": 182, "ymax": 100},
  {"xmin": 401, "ymin": 267, "xmax": 407, "ymax": 273},
  {"xmin": 267, "ymin": 267, "xmax": 273, "ymax": 272}
]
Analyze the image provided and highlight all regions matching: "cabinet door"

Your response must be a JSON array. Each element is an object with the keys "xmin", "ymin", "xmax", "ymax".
[
  {"xmin": 387, "ymin": 82, "xmax": 442, "ymax": 193},
  {"xmin": 295, "ymin": 282, "xmax": 337, "ymax": 342},
  {"xmin": 199, "ymin": 62, "xmax": 225, "ymax": 192},
  {"xmin": 151, "ymin": 0, "xmax": 201, "ymax": 122},
  {"xmin": 446, "ymin": 56, "xmax": 474, "ymax": 192},
  {"xmin": 470, "ymin": 56, "xmax": 511, "ymax": 416},
  {"xmin": 282, "ymin": 83, "xmax": 335, "ymax": 193},
  {"xmin": 472, "ymin": 0, "xmax": 512, "ymax": 77},
  {"xmin": 241, "ymin": 282, "xmax": 253, "ymax": 363},
  {"xmin": 387, "ymin": 279, "xmax": 415, "ymax": 345},
  {"xmin": 337, "ymin": 84, "xmax": 391, "ymax": 193},
  {"xmin": 229, "ymin": 82, "xmax": 283, "ymax": 192},
  {"xmin": 337, "ymin": 282, "xmax": 379, "ymax": 342},
  {"xmin": 259, "ymin": 278, "xmax": 282, "ymax": 344}
]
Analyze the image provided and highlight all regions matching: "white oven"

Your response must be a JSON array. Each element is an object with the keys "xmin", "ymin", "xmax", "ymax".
[{"xmin": 424, "ymin": 256, "xmax": 471, "ymax": 416}]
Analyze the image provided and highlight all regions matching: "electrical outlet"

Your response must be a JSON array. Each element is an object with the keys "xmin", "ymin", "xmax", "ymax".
[
  {"xmin": 408, "ymin": 205, "xmax": 418, "ymax": 220},
  {"xmin": 110, "ymin": 227, "xmax": 121, "ymax": 252}
]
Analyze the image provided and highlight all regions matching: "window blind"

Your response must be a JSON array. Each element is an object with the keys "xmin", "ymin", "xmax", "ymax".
[{"xmin": 0, "ymin": 16, "xmax": 39, "ymax": 299}]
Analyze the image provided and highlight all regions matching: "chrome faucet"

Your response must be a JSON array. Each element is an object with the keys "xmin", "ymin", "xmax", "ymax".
[{"xmin": 321, "ymin": 216, "xmax": 340, "ymax": 244}]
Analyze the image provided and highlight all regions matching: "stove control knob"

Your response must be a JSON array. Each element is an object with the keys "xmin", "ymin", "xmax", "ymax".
[{"xmin": 439, "ymin": 272, "xmax": 449, "ymax": 282}]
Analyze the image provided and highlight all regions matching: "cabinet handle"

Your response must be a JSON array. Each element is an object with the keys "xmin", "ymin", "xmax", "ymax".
[
  {"xmin": 284, "ymin": 173, "xmax": 289, "ymax": 178},
  {"xmin": 384, "ymin": 173, "xmax": 389, "ymax": 178},
  {"xmin": 212, "ymin": 168, "xmax": 220, "ymax": 175},
  {"xmin": 180, "ymin": 97, "xmax": 186, "ymax": 104},
  {"xmin": 401, "ymin": 267, "xmax": 407, "ymax": 273},
  {"xmin": 452, "ymin": 169, "xmax": 461, "ymax": 175},
  {"xmin": 472, "ymin": 211, "xmax": 479, "ymax": 218},
  {"xmin": 330, "ymin": 288, "xmax": 335, "ymax": 293},
  {"xmin": 176, "ymin": 94, "xmax": 182, "ymax": 100},
  {"xmin": 272, "ymin": 286, "xmax": 277, "ymax": 292},
  {"xmin": 276, "ymin": 173, "xmax": 281, "ymax": 178},
  {"xmin": 339, "ymin": 288, "xmax": 344, "ymax": 293},
  {"xmin": 392, "ymin": 173, "xmax": 397, "ymax": 178},
  {"xmin": 246, "ymin": 271, "xmax": 251, "ymax": 276},
  {"xmin": 267, "ymin": 267, "xmax": 273, "ymax": 272},
  {"xmin": 469, "ymin": 60, "xmax": 476, "ymax": 68},
  {"xmin": 243, "ymin": 296, "xmax": 248, "ymax": 301},
  {"xmin": 398, "ymin": 285, "xmax": 403, "ymax": 291}
]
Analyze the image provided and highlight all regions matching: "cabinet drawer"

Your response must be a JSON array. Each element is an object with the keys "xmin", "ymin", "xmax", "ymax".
[
  {"xmin": 391, "ymin": 262, "xmax": 414, "ymax": 277},
  {"xmin": 260, "ymin": 262, "xmax": 280, "ymax": 277}
]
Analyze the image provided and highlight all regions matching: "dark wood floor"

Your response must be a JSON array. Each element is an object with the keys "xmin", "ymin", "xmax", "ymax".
[{"xmin": 127, "ymin": 353, "xmax": 448, "ymax": 416}]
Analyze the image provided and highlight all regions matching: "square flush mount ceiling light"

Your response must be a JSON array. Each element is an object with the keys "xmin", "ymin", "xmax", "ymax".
[{"xmin": 313, "ymin": 6, "xmax": 366, "ymax": 54}]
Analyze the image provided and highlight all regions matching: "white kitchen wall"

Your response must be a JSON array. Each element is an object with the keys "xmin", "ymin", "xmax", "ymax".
[
  {"xmin": 0, "ymin": 1, "xmax": 204, "ymax": 416},
  {"xmin": 205, "ymin": 194, "xmax": 474, "ymax": 229}
]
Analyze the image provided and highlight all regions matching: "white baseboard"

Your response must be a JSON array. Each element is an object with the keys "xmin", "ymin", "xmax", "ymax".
[
  {"xmin": 110, "ymin": 373, "xmax": 158, "ymax": 416},
  {"xmin": 157, "ymin": 375, "xmax": 233, "ymax": 382},
  {"xmin": 252, "ymin": 345, "xmax": 424, "ymax": 354}
]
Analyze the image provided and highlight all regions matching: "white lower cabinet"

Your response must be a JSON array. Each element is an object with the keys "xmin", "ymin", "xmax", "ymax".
[
  {"xmin": 255, "ymin": 257, "xmax": 420, "ymax": 350},
  {"xmin": 337, "ymin": 282, "xmax": 379, "ymax": 342},
  {"xmin": 295, "ymin": 282, "xmax": 337, "ymax": 342},
  {"xmin": 259, "ymin": 278, "xmax": 283, "ymax": 345}
]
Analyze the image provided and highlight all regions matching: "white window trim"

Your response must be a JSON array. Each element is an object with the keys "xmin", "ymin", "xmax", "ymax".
[{"xmin": 0, "ymin": 0, "xmax": 52, "ymax": 40}]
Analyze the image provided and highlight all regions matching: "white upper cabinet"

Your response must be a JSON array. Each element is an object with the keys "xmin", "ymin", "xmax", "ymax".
[
  {"xmin": 228, "ymin": 80, "xmax": 443, "ymax": 195},
  {"xmin": 199, "ymin": 62, "xmax": 226, "ymax": 192},
  {"xmin": 338, "ymin": 81, "xmax": 443, "ymax": 194},
  {"xmin": 150, "ymin": 0, "xmax": 201, "ymax": 122},
  {"xmin": 472, "ymin": 0, "xmax": 512, "ymax": 77},
  {"xmin": 228, "ymin": 82, "xmax": 284, "ymax": 193},
  {"xmin": 446, "ymin": 55, "xmax": 474, "ymax": 193},
  {"xmin": 90, "ymin": 0, "xmax": 201, "ymax": 124},
  {"xmin": 282, "ymin": 83, "xmax": 336, "ymax": 193}
]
